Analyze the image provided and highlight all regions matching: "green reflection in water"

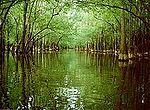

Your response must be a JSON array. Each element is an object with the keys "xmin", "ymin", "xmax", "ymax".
[{"xmin": 1, "ymin": 50, "xmax": 121, "ymax": 110}]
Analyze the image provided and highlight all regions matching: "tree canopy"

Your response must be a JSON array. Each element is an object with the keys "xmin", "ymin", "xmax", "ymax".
[{"xmin": 0, "ymin": 0, "xmax": 150, "ymax": 57}]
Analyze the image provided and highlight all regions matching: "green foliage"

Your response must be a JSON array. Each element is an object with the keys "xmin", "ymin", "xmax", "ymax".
[
  {"xmin": 1, "ymin": 0, "xmax": 149, "ymax": 49},
  {"xmin": 2, "ymin": 0, "xmax": 121, "ymax": 48}
]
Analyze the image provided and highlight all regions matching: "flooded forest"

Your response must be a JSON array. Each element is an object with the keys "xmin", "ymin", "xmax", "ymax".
[{"xmin": 0, "ymin": 0, "xmax": 150, "ymax": 110}]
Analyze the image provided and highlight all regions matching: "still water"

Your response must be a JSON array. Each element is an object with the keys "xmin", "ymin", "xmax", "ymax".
[{"xmin": 0, "ymin": 50, "xmax": 150, "ymax": 110}]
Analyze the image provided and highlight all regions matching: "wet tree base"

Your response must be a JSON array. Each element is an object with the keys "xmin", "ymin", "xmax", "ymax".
[
  {"xmin": 128, "ymin": 52, "xmax": 150, "ymax": 60},
  {"xmin": 118, "ymin": 53, "xmax": 129, "ymax": 61}
]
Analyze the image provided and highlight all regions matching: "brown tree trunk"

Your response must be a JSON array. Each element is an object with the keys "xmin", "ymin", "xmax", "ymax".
[
  {"xmin": 119, "ymin": 0, "xmax": 128, "ymax": 61},
  {"xmin": 22, "ymin": 0, "xmax": 28, "ymax": 53}
]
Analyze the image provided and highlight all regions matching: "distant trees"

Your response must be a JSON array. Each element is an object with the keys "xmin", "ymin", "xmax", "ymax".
[{"xmin": 75, "ymin": 0, "xmax": 150, "ymax": 60}]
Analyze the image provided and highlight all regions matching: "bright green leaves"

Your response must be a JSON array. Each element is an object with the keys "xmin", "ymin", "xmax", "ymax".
[{"xmin": 3, "ymin": 0, "xmax": 120, "ymax": 48}]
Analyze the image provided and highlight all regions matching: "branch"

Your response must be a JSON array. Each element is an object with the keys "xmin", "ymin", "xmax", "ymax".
[
  {"xmin": 127, "ymin": 0, "xmax": 139, "ymax": 11},
  {"xmin": 28, "ymin": 0, "xmax": 36, "ymax": 34},
  {"xmin": 26, "ymin": 32, "xmax": 52, "ymax": 53},
  {"xmin": 34, "ymin": 32, "xmax": 52, "ymax": 43},
  {"xmin": 28, "ymin": 4, "xmax": 64, "ymax": 45},
  {"xmin": 33, "ymin": 27, "xmax": 63, "ymax": 44},
  {"xmin": 57, "ymin": 35, "xmax": 64, "ymax": 45},
  {"xmin": 32, "ymin": 7, "xmax": 57, "ymax": 38},
  {"xmin": 31, "ymin": 0, "xmax": 39, "ymax": 35},
  {"xmin": 1, "ymin": 0, "xmax": 17, "ymax": 28},
  {"xmin": 100, "ymin": 3, "xmax": 150, "ymax": 26},
  {"xmin": 75, "ymin": 1, "xmax": 150, "ymax": 26},
  {"xmin": 0, "ymin": 1, "xmax": 16, "ymax": 5},
  {"xmin": 94, "ymin": 16, "xmax": 118, "ymax": 33},
  {"xmin": 109, "ymin": 8, "xmax": 121, "ymax": 27}
]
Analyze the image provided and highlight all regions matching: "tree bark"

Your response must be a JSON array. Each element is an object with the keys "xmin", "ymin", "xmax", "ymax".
[
  {"xmin": 22, "ymin": 0, "xmax": 28, "ymax": 53},
  {"xmin": 119, "ymin": 0, "xmax": 128, "ymax": 61}
]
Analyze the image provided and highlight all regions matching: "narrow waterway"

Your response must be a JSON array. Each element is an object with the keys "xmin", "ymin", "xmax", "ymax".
[{"xmin": 0, "ymin": 50, "xmax": 150, "ymax": 110}]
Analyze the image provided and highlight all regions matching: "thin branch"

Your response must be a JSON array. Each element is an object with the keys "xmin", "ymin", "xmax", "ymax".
[
  {"xmin": 127, "ymin": 0, "xmax": 139, "ymax": 11},
  {"xmin": 1, "ymin": 0, "xmax": 17, "ymax": 28},
  {"xmin": 100, "ymin": 3, "xmax": 150, "ymax": 26},
  {"xmin": 29, "ymin": 4, "xmax": 64, "ymax": 43},
  {"xmin": 9, "ymin": 14, "xmax": 19, "ymax": 44},
  {"xmin": 34, "ymin": 32, "xmax": 52, "ymax": 43},
  {"xmin": 94, "ymin": 16, "xmax": 118, "ymax": 33},
  {"xmin": 26, "ymin": 32, "xmax": 52, "ymax": 53},
  {"xmin": 28, "ymin": 0, "xmax": 36, "ymax": 34},
  {"xmin": 75, "ymin": 1, "xmax": 150, "ymax": 26},
  {"xmin": 31, "ymin": 0, "xmax": 39, "ymax": 35}
]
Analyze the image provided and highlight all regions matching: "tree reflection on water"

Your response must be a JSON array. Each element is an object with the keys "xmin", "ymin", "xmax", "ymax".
[
  {"xmin": 0, "ymin": 51, "xmax": 150, "ymax": 109},
  {"xmin": 117, "ymin": 59, "xmax": 150, "ymax": 110}
]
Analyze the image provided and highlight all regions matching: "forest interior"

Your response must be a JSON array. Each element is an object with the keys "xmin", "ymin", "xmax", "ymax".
[
  {"xmin": 0, "ymin": 0, "xmax": 150, "ymax": 110},
  {"xmin": 0, "ymin": 0, "xmax": 150, "ymax": 59}
]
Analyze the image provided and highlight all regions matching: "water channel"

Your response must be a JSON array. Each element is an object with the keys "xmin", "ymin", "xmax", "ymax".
[{"xmin": 0, "ymin": 50, "xmax": 150, "ymax": 110}]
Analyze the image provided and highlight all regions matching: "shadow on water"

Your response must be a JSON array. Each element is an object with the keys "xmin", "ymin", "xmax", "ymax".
[
  {"xmin": 116, "ymin": 59, "xmax": 150, "ymax": 110},
  {"xmin": 0, "ymin": 50, "xmax": 150, "ymax": 109}
]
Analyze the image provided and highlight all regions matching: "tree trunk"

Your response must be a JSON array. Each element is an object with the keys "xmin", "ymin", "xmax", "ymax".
[
  {"xmin": 0, "ymin": 26, "xmax": 5, "ymax": 53},
  {"xmin": 119, "ymin": 0, "xmax": 128, "ymax": 61},
  {"xmin": 22, "ymin": 0, "xmax": 28, "ymax": 53}
]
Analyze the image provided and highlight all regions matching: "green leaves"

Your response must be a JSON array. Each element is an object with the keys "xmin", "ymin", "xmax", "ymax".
[{"xmin": 4, "ymin": 0, "xmax": 148, "ymax": 49}]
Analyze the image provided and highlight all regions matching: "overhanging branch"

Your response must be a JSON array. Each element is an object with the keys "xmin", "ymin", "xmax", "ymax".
[{"xmin": 75, "ymin": 1, "xmax": 150, "ymax": 26}]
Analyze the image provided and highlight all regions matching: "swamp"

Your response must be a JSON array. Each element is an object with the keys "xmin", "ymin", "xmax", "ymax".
[{"xmin": 0, "ymin": 0, "xmax": 150, "ymax": 109}]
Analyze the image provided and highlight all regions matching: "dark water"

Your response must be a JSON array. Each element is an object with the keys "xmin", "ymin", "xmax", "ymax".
[{"xmin": 0, "ymin": 50, "xmax": 150, "ymax": 110}]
